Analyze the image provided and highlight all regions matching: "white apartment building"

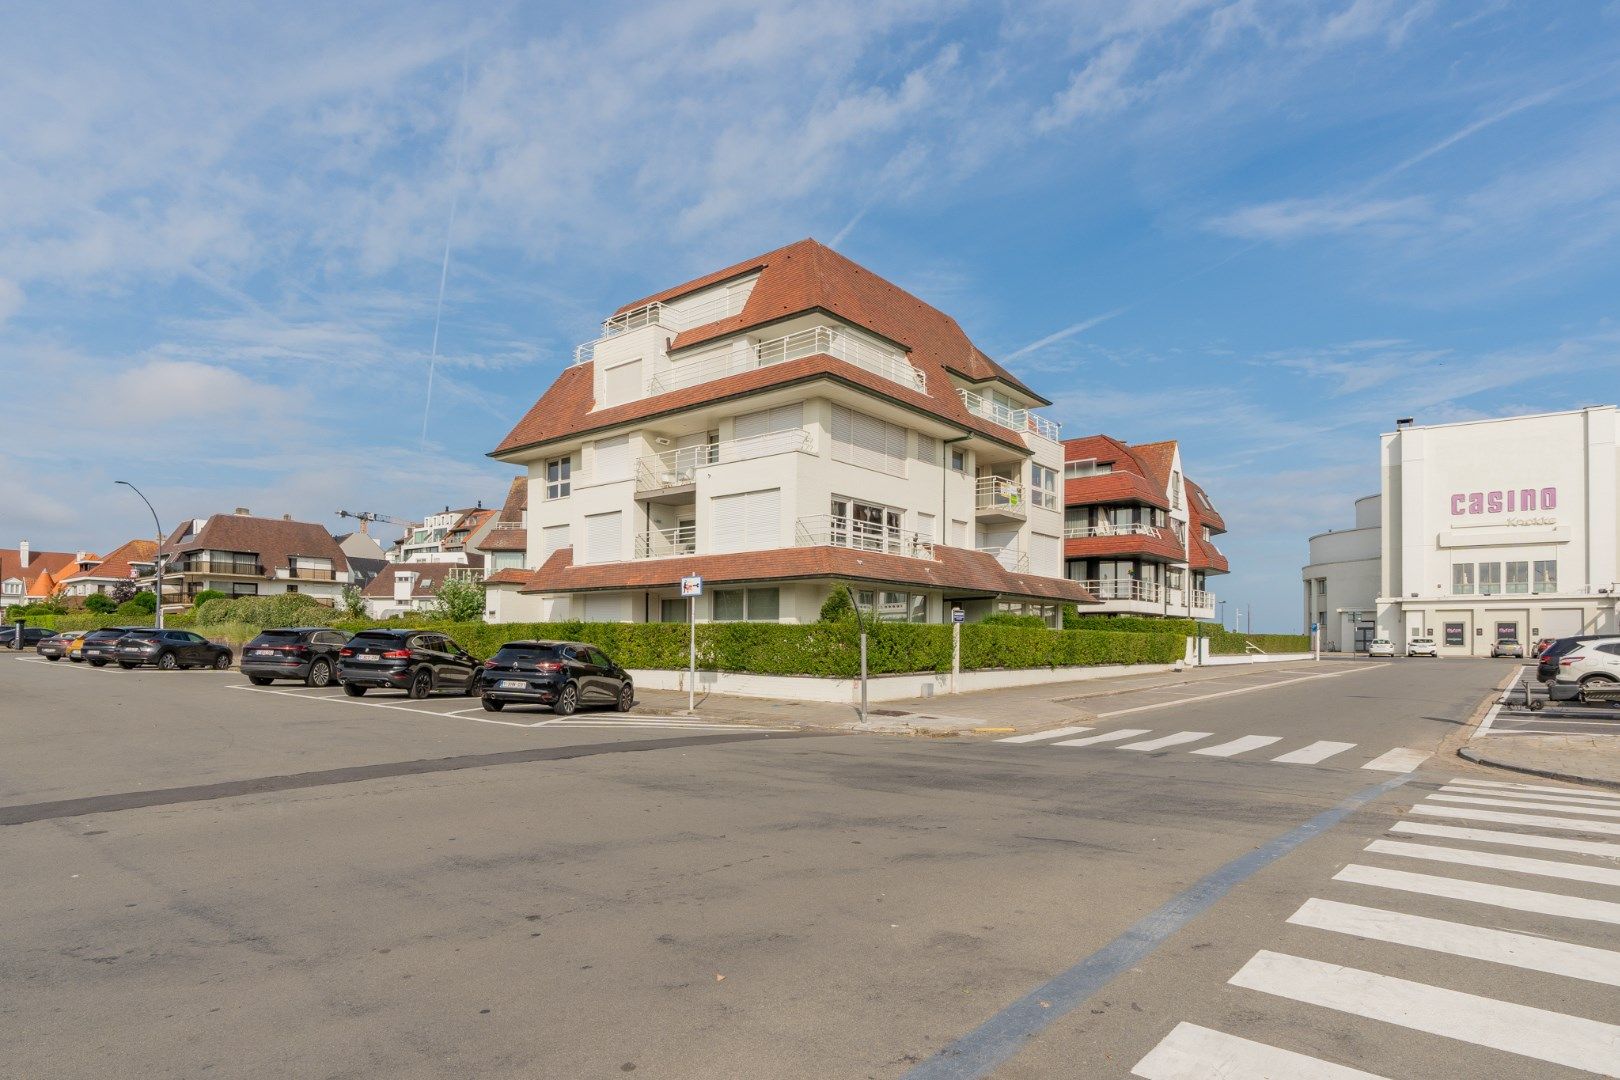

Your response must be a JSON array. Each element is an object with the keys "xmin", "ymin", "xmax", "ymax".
[
  {"xmin": 1303, "ymin": 407, "xmax": 1620, "ymax": 656},
  {"xmin": 485, "ymin": 239, "xmax": 1095, "ymax": 625}
]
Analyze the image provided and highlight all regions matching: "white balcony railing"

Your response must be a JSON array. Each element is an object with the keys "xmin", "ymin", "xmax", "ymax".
[
  {"xmin": 634, "ymin": 525, "xmax": 697, "ymax": 559},
  {"xmin": 795, "ymin": 515, "xmax": 936, "ymax": 560},
  {"xmin": 1063, "ymin": 522, "xmax": 1159, "ymax": 540},
  {"xmin": 647, "ymin": 325, "xmax": 926, "ymax": 398},
  {"xmin": 1073, "ymin": 578, "xmax": 1163, "ymax": 603},
  {"xmin": 1190, "ymin": 588, "xmax": 1215, "ymax": 610},
  {"xmin": 446, "ymin": 566, "xmax": 485, "ymax": 584},
  {"xmin": 956, "ymin": 388, "xmax": 1061, "ymax": 441},
  {"xmin": 975, "ymin": 475, "xmax": 1026, "ymax": 515},
  {"xmin": 635, "ymin": 429, "xmax": 815, "ymax": 491},
  {"xmin": 977, "ymin": 545, "xmax": 1029, "ymax": 573},
  {"xmin": 574, "ymin": 302, "xmax": 681, "ymax": 364}
]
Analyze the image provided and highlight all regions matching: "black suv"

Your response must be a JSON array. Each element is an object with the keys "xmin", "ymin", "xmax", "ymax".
[
  {"xmin": 242, "ymin": 627, "xmax": 350, "ymax": 687},
  {"xmin": 81, "ymin": 627, "xmax": 150, "ymax": 666},
  {"xmin": 480, "ymin": 640, "xmax": 633, "ymax": 715},
  {"xmin": 1537, "ymin": 636, "xmax": 1607, "ymax": 683},
  {"xmin": 115, "ymin": 629, "xmax": 233, "ymax": 670},
  {"xmin": 337, "ymin": 629, "xmax": 481, "ymax": 698},
  {"xmin": 5, "ymin": 626, "xmax": 58, "ymax": 649}
]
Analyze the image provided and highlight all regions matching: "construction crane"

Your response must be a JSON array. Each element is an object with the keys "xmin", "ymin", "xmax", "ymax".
[{"xmin": 334, "ymin": 510, "xmax": 408, "ymax": 536}]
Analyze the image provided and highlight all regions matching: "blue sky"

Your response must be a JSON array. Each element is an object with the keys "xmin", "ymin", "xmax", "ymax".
[{"xmin": 4, "ymin": 1, "xmax": 1618, "ymax": 629}]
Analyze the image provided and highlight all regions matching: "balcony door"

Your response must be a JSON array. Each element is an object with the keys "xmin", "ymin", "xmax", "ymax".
[{"xmin": 831, "ymin": 497, "xmax": 901, "ymax": 553}]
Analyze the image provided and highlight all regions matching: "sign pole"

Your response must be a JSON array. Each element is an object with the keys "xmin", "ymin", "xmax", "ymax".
[{"xmin": 688, "ymin": 594, "xmax": 695, "ymax": 713}]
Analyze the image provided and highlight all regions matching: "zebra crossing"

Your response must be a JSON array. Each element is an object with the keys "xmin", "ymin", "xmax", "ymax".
[
  {"xmin": 996, "ymin": 725, "xmax": 1429, "ymax": 772},
  {"xmin": 1131, "ymin": 776, "xmax": 1620, "ymax": 1079}
]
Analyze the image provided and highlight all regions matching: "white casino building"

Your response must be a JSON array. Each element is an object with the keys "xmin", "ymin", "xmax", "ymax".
[{"xmin": 1303, "ymin": 406, "xmax": 1619, "ymax": 656}]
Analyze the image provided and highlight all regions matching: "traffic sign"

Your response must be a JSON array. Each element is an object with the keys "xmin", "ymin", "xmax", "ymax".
[
  {"xmin": 951, "ymin": 607, "xmax": 966, "ymax": 624},
  {"xmin": 680, "ymin": 575, "xmax": 703, "ymax": 597},
  {"xmin": 1311, "ymin": 622, "xmax": 1318, "ymax": 633}
]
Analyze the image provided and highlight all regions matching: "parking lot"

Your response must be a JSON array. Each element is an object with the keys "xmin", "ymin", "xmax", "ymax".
[{"xmin": 1479, "ymin": 661, "xmax": 1620, "ymax": 739}]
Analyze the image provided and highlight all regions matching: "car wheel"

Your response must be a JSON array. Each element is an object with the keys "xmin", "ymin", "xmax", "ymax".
[
  {"xmin": 343, "ymin": 683, "xmax": 367, "ymax": 697},
  {"xmin": 616, "ymin": 683, "xmax": 634, "ymax": 712},
  {"xmin": 157, "ymin": 651, "xmax": 178, "ymax": 671},
  {"xmin": 69, "ymin": 657, "xmax": 83, "ymax": 663},
  {"xmin": 463, "ymin": 672, "xmax": 481, "ymax": 696},
  {"xmin": 46, "ymin": 655, "xmax": 60, "ymax": 662},
  {"xmin": 213, "ymin": 653, "xmax": 232, "ymax": 671},
  {"xmin": 408, "ymin": 669, "xmax": 433, "ymax": 700},
  {"xmin": 90, "ymin": 658, "xmax": 106, "ymax": 667},
  {"xmin": 553, "ymin": 682, "xmax": 579, "ymax": 717},
  {"xmin": 481, "ymin": 697, "xmax": 504, "ymax": 713},
  {"xmin": 306, "ymin": 658, "xmax": 333, "ymax": 688},
  {"xmin": 249, "ymin": 675, "xmax": 273, "ymax": 686},
  {"xmin": 118, "ymin": 662, "xmax": 137, "ymax": 670}
]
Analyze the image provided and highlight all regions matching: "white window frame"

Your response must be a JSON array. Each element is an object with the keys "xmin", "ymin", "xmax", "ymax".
[
  {"xmin": 545, "ymin": 456, "xmax": 572, "ymax": 500},
  {"xmin": 1031, "ymin": 464, "xmax": 1058, "ymax": 510},
  {"xmin": 712, "ymin": 586, "xmax": 780, "ymax": 622}
]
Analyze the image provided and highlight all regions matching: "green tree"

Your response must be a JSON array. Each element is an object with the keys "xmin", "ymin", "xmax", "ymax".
[
  {"xmin": 433, "ymin": 578, "xmax": 486, "ymax": 622},
  {"xmin": 339, "ymin": 585, "xmax": 366, "ymax": 620},
  {"xmin": 116, "ymin": 590, "xmax": 157, "ymax": 616},
  {"xmin": 84, "ymin": 593, "xmax": 117, "ymax": 614}
]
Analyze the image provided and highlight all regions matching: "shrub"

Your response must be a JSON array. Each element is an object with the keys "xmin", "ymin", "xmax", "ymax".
[
  {"xmin": 339, "ymin": 585, "xmax": 366, "ymax": 620},
  {"xmin": 192, "ymin": 589, "xmax": 227, "ymax": 608},
  {"xmin": 817, "ymin": 583, "xmax": 857, "ymax": 623},
  {"xmin": 84, "ymin": 593, "xmax": 117, "ymax": 614},
  {"xmin": 194, "ymin": 593, "xmax": 336, "ymax": 628},
  {"xmin": 433, "ymin": 578, "xmax": 486, "ymax": 623},
  {"xmin": 116, "ymin": 591, "xmax": 157, "ymax": 616},
  {"xmin": 978, "ymin": 613, "xmax": 1048, "ymax": 628}
]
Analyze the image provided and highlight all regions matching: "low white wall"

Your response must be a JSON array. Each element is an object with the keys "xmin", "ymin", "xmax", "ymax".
[
  {"xmin": 629, "ymin": 662, "xmax": 1182, "ymax": 704},
  {"xmin": 1199, "ymin": 652, "xmax": 1316, "ymax": 666}
]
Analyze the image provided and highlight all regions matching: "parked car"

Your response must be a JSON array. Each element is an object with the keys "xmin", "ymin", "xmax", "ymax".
[
  {"xmin": 241, "ymin": 627, "xmax": 350, "ymax": 687},
  {"xmin": 1531, "ymin": 637, "xmax": 1558, "ymax": 659},
  {"xmin": 115, "ymin": 629, "xmax": 233, "ymax": 670},
  {"xmin": 337, "ymin": 629, "xmax": 481, "ymax": 699},
  {"xmin": 1547, "ymin": 637, "xmax": 1620, "ymax": 702},
  {"xmin": 479, "ymin": 640, "xmax": 634, "ymax": 715},
  {"xmin": 4, "ymin": 626, "xmax": 58, "ymax": 649},
  {"xmin": 35, "ymin": 631, "xmax": 86, "ymax": 661},
  {"xmin": 1406, "ymin": 637, "xmax": 1438, "ymax": 657},
  {"xmin": 64, "ymin": 632, "xmax": 92, "ymax": 661},
  {"xmin": 80, "ymin": 627, "xmax": 150, "ymax": 666},
  {"xmin": 1367, "ymin": 638, "xmax": 1395, "ymax": 658},
  {"xmin": 1491, "ymin": 638, "xmax": 1524, "ymax": 659},
  {"xmin": 1537, "ymin": 635, "xmax": 1608, "ymax": 684}
]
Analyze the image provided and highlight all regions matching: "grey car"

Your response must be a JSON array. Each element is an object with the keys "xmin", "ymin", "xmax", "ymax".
[{"xmin": 1491, "ymin": 639, "xmax": 1524, "ymax": 659}]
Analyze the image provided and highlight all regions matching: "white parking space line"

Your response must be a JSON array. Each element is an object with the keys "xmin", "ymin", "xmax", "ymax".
[
  {"xmin": 1052, "ymin": 728, "xmax": 1151, "ymax": 748},
  {"xmin": 228, "ymin": 684, "xmax": 513, "ymax": 721},
  {"xmin": 1473, "ymin": 667, "xmax": 1520, "ymax": 740},
  {"xmin": 1388, "ymin": 820, "xmax": 1620, "ymax": 859},
  {"xmin": 1449, "ymin": 778, "xmax": 1620, "ymax": 801},
  {"xmin": 1408, "ymin": 803, "xmax": 1620, "ymax": 836},
  {"xmin": 996, "ymin": 725, "xmax": 1094, "ymax": 744},
  {"xmin": 1360, "ymin": 748, "xmax": 1430, "ymax": 773},
  {"xmin": 1288, "ymin": 898, "xmax": 1620, "ymax": 988},
  {"xmin": 1228, "ymin": 950, "xmax": 1620, "ymax": 1077},
  {"xmin": 1190, "ymin": 735, "xmax": 1283, "ymax": 758},
  {"xmin": 1363, "ymin": 838, "xmax": 1620, "ymax": 887},
  {"xmin": 1426, "ymin": 793, "xmax": 1620, "ymax": 819},
  {"xmin": 1095, "ymin": 665, "xmax": 1386, "ymax": 720},
  {"xmin": 1271, "ymin": 740, "xmax": 1357, "ymax": 765},
  {"xmin": 1118, "ymin": 731, "xmax": 1213, "ymax": 752},
  {"xmin": 1131, "ymin": 1021, "xmax": 1387, "ymax": 1080},
  {"xmin": 1334, "ymin": 863, "xmax": 1620, "ymax": 924},
  {"xmin": 1441, "ymin": 784, "xmax": 1620, "ymax": 808}
]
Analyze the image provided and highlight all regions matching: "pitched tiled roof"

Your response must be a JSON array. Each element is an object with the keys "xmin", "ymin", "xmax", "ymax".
[
  {"xmin": 160, "ymin": 514, "xmax": 351, "ymax": 575},
  {"xmin": 1131, "ymin": 439, "xmax": 1178, "ymax": 490},
  {"xmin": 496, "ymin": 476, "xmax": 527, "ymax": 523},
  {"xmin": 59, "ymin": 539, "xmax": 156, "ymax": 583},
  {"xmin": 1063, "ymin": 527, "xmax": 1187, "ymax": 564},
  {"xmin": 484, "ymin": 568, "xmax": 531, "ymax": 586},
  {"xmin": 478, "ymin": 527, "xmax": 528, "ymax": 552},
  {"xmin": 493, "ymin": 240, "xmax": 1045, "ymax": 458},
  {"xmin": 1184, "ymin": 479, "xmax": 1229, "ymax": 574},
  {"xmin": 361, "ymin": 556, "xmax": 485, "ymax": 599},
  {"xmin": 1185, "ymin": 477, "xmax": 1226, "ymax": 534},
  {"xmin": 1062, "ymin": 435, "xmax": 1171, "ymax": 509},
  {"xmin": 505, "ymin": 545, "xmax": 1097, "ymax": 605},
  {"xmin": 0, "ymin": 548, "xmax": 77, "ymax": 591}
]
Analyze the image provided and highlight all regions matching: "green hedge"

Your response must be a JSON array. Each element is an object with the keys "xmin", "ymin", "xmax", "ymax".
[{"xmin": 1204, "ymin": 627, "xmax": 1311, "ymax": 655}]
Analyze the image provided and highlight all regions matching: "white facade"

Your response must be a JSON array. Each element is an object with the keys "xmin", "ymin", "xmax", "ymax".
[
  {"xmin": 1302, "ymin": 494, "xmax": 1382, "ymax": 652},
  {"xmin": 1304, "ymin": 407, "xmax": 1620, "ymax": 656}
]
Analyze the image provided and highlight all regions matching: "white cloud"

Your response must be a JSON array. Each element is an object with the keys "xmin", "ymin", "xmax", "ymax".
[
  {"xmin": 1207, "ymin": 195, "xmax": 1432, "ymax": 240},
  {"xmin": 1035, "ymin": 39, "xmax": 1144, "ymax": 130},
  {"xmin": 0, "ymin": 279, "xmax": 21, "ymax": 325}
]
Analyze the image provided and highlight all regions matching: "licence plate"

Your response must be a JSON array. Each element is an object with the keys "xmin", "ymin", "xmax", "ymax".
[
  {"xmin": 498, "ymin": 679, "xmax": 525, "ymax": 689},
  {"xmin": 360, "ymin": 653, "xmax": 379, "ymax": 661},
  {"xmin": 252, "ymin": 649, "xmax": 274, "ymax": 657}
]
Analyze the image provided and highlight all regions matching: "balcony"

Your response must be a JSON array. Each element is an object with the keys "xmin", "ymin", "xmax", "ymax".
[
  {"xmin": 647, "ymin": 325, "xmax": 926, "ymax": 398},
  {"xmin": 977, "ymin": 545, "xmax": 1029, "ymax": 573},
  {"xmin": 573, "ymin": 302, "xmax": 681, "ymax": 364},
  {"xmin": 795, "ymin": 515, "xmax": 936, "ymax": 560},
  {"xmin": 635, "ymin": 525, "xmax": 697, "ymax": 559},
  {"xmin": 635, "ymin": 429, "xmax": 815, "ymax": 502},
  {"xmin": 975, "ymin": 475, "xmax": 1027, "ymax": 522},
  {"xmin": 1064, "ymin": 522, "xmax": 1158, "ymax": 540},
  {"xmin": 446, "ymin": 566, "xmax": 486, "ymax": 584},
  {"xmin": 174, "ymin": 559, "xmax": 264, "ymax": 578},
  {"xmin": 956, "ymin": 388, "xmax": 1060, "ymax": 441},
  {"xmin": 1073, "ymin": 579, "xmax": 1163, "ymax": 604},
  {"xmin": 1190, "ymin": 588, "xmax": 1215, "ymax": 611},
  {"xmin": 275, "ymin": 566, "xmax": 339, "ymax": 582}
]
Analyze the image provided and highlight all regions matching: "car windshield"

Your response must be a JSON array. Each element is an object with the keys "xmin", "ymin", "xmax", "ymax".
[
  {"xmin": 349, "ymin": 632, "xmax": 402, "ymax": 645},
  {"xmin": 493, "ymin": 645, "xmax": 565, "ymax": 663},
  {"xmin": 253, "ymin": 630, "xmax": 305, "ymax": 642}
]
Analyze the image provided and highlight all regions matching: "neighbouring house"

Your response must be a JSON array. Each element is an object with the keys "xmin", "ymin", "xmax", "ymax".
[
  {"xmin": 392, "ymin": 507, "xmax": 483, "ymax": 563},
  {"xmin": 473, "ymin": 476, "xmax": 528, "ymax": 574},
  {"xmin": 148, "ymin": 509, "xmax": 353, "ymax": 608},
  {"xmin": 0, "ymin": 543, "xmax": 82, "ymax": 613},
  {"xmin": 360, "ymin": 555, "xmax": 485, "ymax": 619},
  {"xmin": 55, "ymin": 540, "xmax": 159, "ymax": 598},
  {"xmin": 483, "ymin": 238, "xmax": 1097, "ymax": 626},
  {"xmin": 334, "ymin": 531, "xmax": 388, "ymax": 588},
  {"xmin": 1060, "ymin": 435, "xmax": 1228, "ymax": 619},
  {"xmin": 442, "ymin": 506, "xmax": 497, "ymax": 557}
]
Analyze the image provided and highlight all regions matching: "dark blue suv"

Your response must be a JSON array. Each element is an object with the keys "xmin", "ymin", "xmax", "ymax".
[{"xmin": 479, "ymin": 640, "xmax": 633, "ymax": 715}]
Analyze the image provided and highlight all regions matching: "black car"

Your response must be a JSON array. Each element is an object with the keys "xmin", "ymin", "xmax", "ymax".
[
  {"xmin": 1537, "ymin": 635, "xmax": 1607, "ymax": 683},
  {"xmin": 115, "ymin": 629, "xmax": 233, "ymax": 671},
  {"xmin": 6, "ymin": 626, "xmax": 59, "ymax": 649},
  {"xmin": 337, "ymin": 629, "xmax": 481, "ymax": 699},
  {"xmin": 242, "ymin": 627, "xmax": 350, "ymax": 687},
  {"xmin": 479, "ymin": 640, "xmax": 633, "ymax": 716},
  {"xmin": 80, "ymin": 626, "xmax": 150, "ymax": 666}
]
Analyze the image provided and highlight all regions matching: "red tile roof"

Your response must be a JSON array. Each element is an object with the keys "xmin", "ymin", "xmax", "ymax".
[
  {"xmin": 506, "ymin": 545, "xmax": 1097, "ymax": 605},
  {"xmin": 483, "ymin": 568, "xmax": 531, "ymax": 586},
  {"xmin": 1062, "ymin": 435, "xmax": 1171, "ymax": 509},
  {"xmin": 1185, "ymin": 480, "xmax": 1229, "ymax": 574},
  {"xmin": 1063, "ymin": 528, "xmax": 1187, "ymax": 563},
  {"xmin": 0, "ymin": 548, "xmax": 78, "ymax": 592},
  {"xmin": 361, "ymin": 556, "xmax": 485, "ymax": 599},
  {"xmin": 478, "ymin": 477, "xmax": 529, "ymax": 552},
  {"xmin": 1131, "ymin": 439, "xmax": 1178, "ymax": 490},
  {"xmin": 1185, "ymin": 477, "xmax": 1226, "ymax": 534},
  {"xmin": 59, "ymin": 539, "xmax": 156, "ymax": 584},
  {"xmin": 160, "ymin": 514, "xmax": 351, "ymax": 575}
]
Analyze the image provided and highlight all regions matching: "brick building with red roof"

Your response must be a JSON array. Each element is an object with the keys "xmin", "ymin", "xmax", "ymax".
[{"xmin": 486, "ymin": 239, "xmax": 1094, "ymax": 626}]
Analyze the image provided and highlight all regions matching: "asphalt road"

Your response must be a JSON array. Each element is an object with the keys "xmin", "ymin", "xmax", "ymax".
[{"xmin": 3, "ymin": 652, "xmax": 1614, "ymax": 1079}]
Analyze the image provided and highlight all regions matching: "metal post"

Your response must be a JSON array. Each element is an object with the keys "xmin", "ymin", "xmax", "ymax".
[
  {"xmin": 688, "ymin": 593, "xmax": 696, "ymax": 713},
  {"xmin": 116, "ymin": 480, "xmax": 165, "ymax": 630},
  {"xmin": 951, "ymin": 619, "xmax": 960, "ymax": 694},
  {"xmin": 859, "ymin": 629, "xmax": 868, "ymax": 722}
]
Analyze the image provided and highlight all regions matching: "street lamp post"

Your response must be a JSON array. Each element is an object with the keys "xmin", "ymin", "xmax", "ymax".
[
  {"xmin": 116, "ymin": 481, "xmax": 166, "ymax": 631},
  {"xmin": 1217, "ymin": 599, "xmax": 1226, "ymax": 630}
]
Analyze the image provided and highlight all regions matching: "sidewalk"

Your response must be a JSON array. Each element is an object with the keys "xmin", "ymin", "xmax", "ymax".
[{"xmin": 1460, "ymin": 735, "xmax": 1620, "ymax": 791}]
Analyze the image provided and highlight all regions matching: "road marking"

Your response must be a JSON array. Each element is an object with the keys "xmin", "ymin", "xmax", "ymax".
[
  {"xmin": 1131, "ymin": 1022, "xmax": 1387, "ymax": 1080},
  {"xmin": 1119, "ymin": 731, "xmax": 1212, "ymax": 752},
  {"xmin": 1051, "ymin": 728, "xmax": 1151, "ymax": 748},
  {"xmin": 1364, "ymin": 838, "xmax": 1620, "ymax": 887},
  {"xmin": 1191, "ymin": 735, "xmax": 1284, "ymax": 758},
  {"xmin": 1389, "ymin": 820, "xmax": 1620, "ymax": 858},
  {"xmin": 1452, "ymin": 778, "xmax": 1620, "ymax": 801},
  {"xmin": 1442, "ymin": 783, "xmax": 1620, "ymax": 808},
  {"xmin": 1408, "ymin": 803, "xmax": 1620, "ymax": 836},
  {"xmin": 1335, "ymin": 863, "xmax": 1620, "ymax": 924},
  {"xmin": 229, "ymin": 684, "xmax": 496, "ymax": 719},
  {"xmin": 1289, "ymin": 898, "xmax": 1620, "ymax": 987},
  {"xmin": 1361, "ymin": 748, "xmax": 1430, "ymax": 773},
  {"xmin": 1426, "ymin": 793, "xmax": 1620, "ymax": 819},
  {"xmin": 996, "ymin": 725, "xmax": 1094, "ymax": 744},
  {"xmin": 1474, "ymin": 667, "xmax": 1520, "ymax": 739},
  {"xmin": 1096, "ymin": 665, "xmax": 1386, "ymax": 720},
  {"xmin": 1272, "ymin": 740, "xmax": 1356, "ymax": 765},
  {"xmin": 1229, "ymin": 950, "xmax": 1620, "ymax": 1076}
]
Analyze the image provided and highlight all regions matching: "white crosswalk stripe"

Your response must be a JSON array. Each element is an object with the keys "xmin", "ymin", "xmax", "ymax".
[
  {"xmin": 995, "ymin": 725, "xmax": 1093, "ymax": 744},
  {"xmin": 1132, "ymin": 1022, "xmax": 1388, "ymax": 1079},
  {"xmin": 1051, "ymin": 728, "xmax": 1149, "ymax": 748},
  {"xmin": 1363, "ymin": 837, "xmax": 1620, "ymax": 886},
  {"xmin": 1335, "ymin": 862, "xmax": 1620, "ymax": 924},
  {"xmin": 1359, "ymin": 747, "xmax": 1429, "ymax": 772},
  {"xmin": 1426, "ymin": 792, "xmax": 1620, "ymax": 818},
  {"xmin": 1407, "ymin": 802, "xmax": 1620, "ymax": 835},
  {"xmin": 1271, "ymin": 740, "xmax": 1357, "ymax": 764},
  {"xmin": 1388, "ymin": 819, "xmax": 1620, "ymax": 858},
  {"xmin": 987, "ymin": 728, "xmax": 1447, "ymax": 773},
  {"xmin": 1441, "ymin": 783, "xmax": 1620, "ymax": 808},
  {"xmin": 1190, "ymin": 735, "xmax": 1283, "ymax": 758},
  {"xmin": 1118, "ymin": 731, "xmax": 1212, "ymax": 752},
  {"xmin": 1449, "ymin": 777, "xmax": 1620, "ymax": 801}
]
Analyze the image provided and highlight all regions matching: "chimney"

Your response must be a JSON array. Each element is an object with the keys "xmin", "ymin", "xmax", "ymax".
[
  {"xmin": 235, "ymin": 507, "xmax": 251, "ymax": 516},
  {"xmin": 18, "ymin": 541, "xmax": 29, "ymax": 568}
]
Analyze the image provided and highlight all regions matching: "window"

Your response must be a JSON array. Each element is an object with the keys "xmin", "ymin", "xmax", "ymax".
[
  {"xmin": 660, "ymin": 598, "xmax": 687, "ymax": 623},
  {"xmin": 582, "ymin": 593, "xmax": 625, "ymax": 622},
  {"xmin": 915, "ymin": 512, "xmax": 935, "ymax": 545},
  {"xmin": 2, "ymin": 582, "xmax": 20, "ymax": 594},
  {"xmin": 712, "ymin": 587, "xmax": 779, "ymax": 622},
  {"xmin": 1506, "ymin": 561, "xmax": 1529, "ymax": 594},
  {"xmin": 734, "ymin": 403, "xmax": 803, "ymax": 442},
  {"xmin": 831, "ymin": 404, "xmax": 907, "ymax": 477},
  {"xmin": 1533, "ymin": 560, "xmax": 1557, "ymax": 592},
  {"xmin": 1031, "ymin": 464, "xmax": 1058, "ymax": 510},
  {"xmin": 1478, "ymin": 562, "xmax": 1501, "ymax": 596},
  {"xmin": 950, "ymin": 519, "xmax": 968, "ymax": 547},
  {"xmin": 542, "ymin": 524, "xmax": 571, "ymax": 559},
  {"xmin": 711, "ymin": 488, "xmax": 780, "ymax": 552},
  {"xmin": 1202, "ymin": 526, "xmax": 1211, "ymax": 541},
  {"xmin": 1167, "ymin": 567, "xmax": 1184, "ymax": 590},
  {"xmin": 545, "ymin": 456, "xmax": 572, "ymax": 500},
  {"xmin": 830, "ymin": 497, "xmax": 902, "ymax": 553},
  {"xmin": 1443, "ymin": 622, "xmax": 1466, "ymax": 647},
  {"xmin": 593, "ymin": 435, "xmax": 631, "ymax": 482},
  {"xmin": 603, "ymin": 358, "xmax": 642, "ymax": 406},
  {"xmin": 1452, "ymin": 564, "xmax": 1475, "ymax": 595},
  {"xmin": 950, "ymin": 448, "xmax": 967, "ymax": 472},
  {"xmin": 856, "ymin": 590, "xmax": 928, "ymax": 623},
  {"xmin": 1171, "ymin": 470, "xmax": 1182, "ymax": 508},
  {"xmin": 915, "ymin": 434, "xmax": 939, "ymax": 466},
  {"xmin": 1029, "ymin": 532, "xmax": 1060, "ymax": 576},
  {"xmin": 1064, "ymin": 459, "xmax": 1113, "ymax": 479},
  {"xmin": 584, "ymin": 511, "xmax": 623, "ymax": 564}
]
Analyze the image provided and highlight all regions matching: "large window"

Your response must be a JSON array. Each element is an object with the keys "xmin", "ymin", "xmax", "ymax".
[
  {"xmin": 660, "ymin": 598, "xmax": 687, "ymax": 623},
  {"xmin": 1064, "ymin": 459, "xmax": 1112, "ymax": 479},
  {"xmin": 1534, "ymin": 559, "xmax": 1557, "ymax": 592},
  {"xmin": 1452, "ymin": 563, "xmax": 1475, "ymax": 595},
  {"xmin": 712, "ymin": 587, "xmax": 780, "ymax": 622},
  {"xmin": 830, "ymin": 497, "xmax": 902, "ymax": 553},
  {"xmin": 1478, "ymin": 562, "xmax": 1501, "ymax": 596},
  {"xmin": 545, "ymin": 456, "xmax": 571, "ymax": 500},
  {"xmin": 856, "ymin": 589, "xmax": 928, "ymax": 623},
  {"xmin": 914, "ymin": 434, "xmax": 939, "ymax": 466},
  {"xmin": 831, "ymin": 404, "xmax": 906, "ymax": 477},
  {"xmin": 1031, "ymin": 464, "xmax": 1058, "ymax": 510},
  {"xmin": 1506, "ymin": 561, "xmax": 1529, "ymax": 594}
]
